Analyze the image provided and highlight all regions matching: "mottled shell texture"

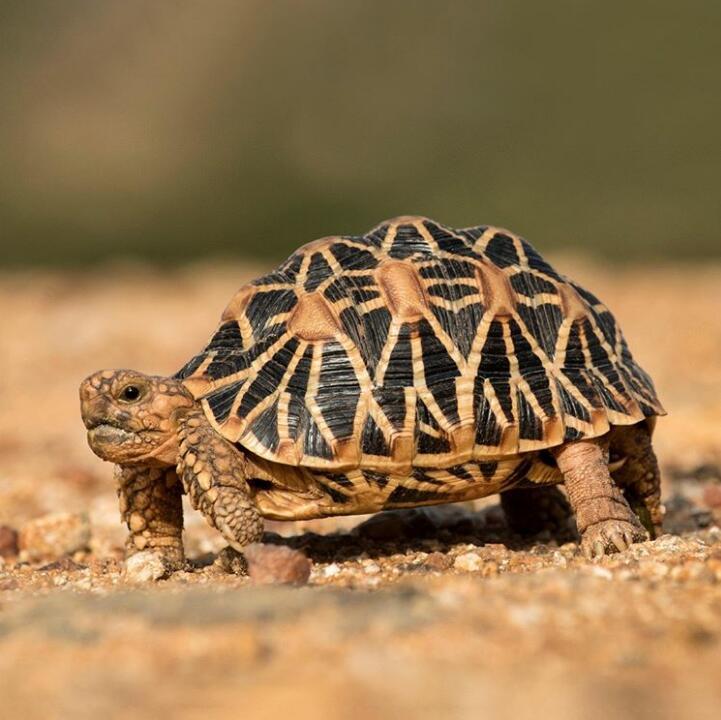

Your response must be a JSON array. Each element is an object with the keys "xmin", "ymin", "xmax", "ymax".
[{"xmin": 177, "ymin": 217, "xmax": 664, "ymax": 473}]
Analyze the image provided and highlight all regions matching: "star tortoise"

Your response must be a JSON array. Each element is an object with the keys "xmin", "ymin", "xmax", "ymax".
[{"xmin": 80, "ymin": 216, "xmax": 665, "ymax": 568}]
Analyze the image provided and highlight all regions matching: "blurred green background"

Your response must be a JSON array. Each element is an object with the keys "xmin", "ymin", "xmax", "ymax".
[{"xmin": 1, "ymin": 0, "xmax": 719, "ymax": 266}]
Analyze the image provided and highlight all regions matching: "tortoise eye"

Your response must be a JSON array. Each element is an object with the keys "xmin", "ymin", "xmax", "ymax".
[{"xmin": 119, "ymin": 385, "xmax": 142, "ymax": 402}]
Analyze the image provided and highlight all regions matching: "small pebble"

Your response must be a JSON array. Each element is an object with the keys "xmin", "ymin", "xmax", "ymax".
[
  {"xmin": 482, "ymin": 560, "xmax": 499, "ymax": 577},
  {"xmin": 124, "ymin": 551, "xmax": 172, "ymax": 583},
  {"xmin": 19, "ymin": 513, "xmax": 91, "ymax": 562},
  {"xmin": 243, "ymin": 544, "xmax": 311, "ymax": 585},
  {"xmin": 453, "ymin": 552, "xmax": 483, "ymax": 572},
  {"xmin": 424, "ymin": 552, "xmax": 452, "ymax": 571},
  {"xmin": 38, "ymin": 558, "xmax": 87, "ymax": 573},
  {"xmin": 702, "ymin": 484, "xmax": 721, "ymax": 509},
  {"xmin": 0, "ymin": 526, "xmax": 19, "ymax": 558}
]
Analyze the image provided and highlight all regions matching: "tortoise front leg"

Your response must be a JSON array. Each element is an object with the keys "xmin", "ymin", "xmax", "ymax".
[
  {"xmin": 554, "ymin": 437, "xmax": 647, "ymax": 558},
  {"xmin": 117, "ymin": 465, "xmax": 185, "ymax": 568},
  {"xmin": 177, "ymin": 410, "xmax": 263, "ymax": 552}
]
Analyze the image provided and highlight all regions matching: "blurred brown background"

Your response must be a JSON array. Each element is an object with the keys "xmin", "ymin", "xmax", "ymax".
[{"xmin": 1, "ymin": 0, "xmax": 720, "ymax": 265}]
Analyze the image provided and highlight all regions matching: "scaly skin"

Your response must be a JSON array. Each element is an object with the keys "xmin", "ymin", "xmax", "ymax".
[
  {"xmin": 80, "ymin": 369, "xmax": 194, "ymax": 465},
  {"xmin": 610, "ymin": 423, "xmax": 664, "ymax": 537},
  {"xmin": 176, "ymin": 407, "xmax": 263, "ymax": 552},
  {"xmin": 117, "ymin": 465, "xmax": 185, "ymax": 568},
  {"xmin": 554, "ymin": 438, "xmax": 648, "ymax": 558}
]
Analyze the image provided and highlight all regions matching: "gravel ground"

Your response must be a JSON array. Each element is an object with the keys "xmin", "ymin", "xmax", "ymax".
[{"xmin": 1, "ymin": 260, "xmax": 721, "ymax": 719}]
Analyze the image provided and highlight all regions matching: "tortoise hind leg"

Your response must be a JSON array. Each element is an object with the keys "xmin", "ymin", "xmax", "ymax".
[
  {"xmin": 610, "ymin": 423, "xmax": 663, "ymax": 538},
  {"xmin": 500, "ymin": 485, "xmax": 573, "ymax": 538},
  {"xmin": 554, "ymin": 437, "xmax": 647, "ymax": 558}
]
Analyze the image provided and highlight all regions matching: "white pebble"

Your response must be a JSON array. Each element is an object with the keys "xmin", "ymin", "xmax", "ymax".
[
  {"xmin": 453, "ymin": 552, "xmax": 483, "ymax": 572},
  {"xmin": 124, "ymin": 551, "xmax": 170, "ymax": 583}
]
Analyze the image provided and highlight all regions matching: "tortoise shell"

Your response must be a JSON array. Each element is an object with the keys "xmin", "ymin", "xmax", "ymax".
[{"xmin": 177, "ymin": 216, "xmax": 664, "ymax": 473}]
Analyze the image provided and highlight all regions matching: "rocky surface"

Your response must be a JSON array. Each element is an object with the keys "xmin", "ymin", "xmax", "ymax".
[
  {"xmin": 1, "ymin": 261, "xmax": 721, "ymax": 719},
  {"xmin": 18, "ymin": 511, "xmax": 91, "ymax": 562}
]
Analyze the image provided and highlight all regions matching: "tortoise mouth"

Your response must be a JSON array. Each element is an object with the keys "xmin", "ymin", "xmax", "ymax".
[
  {"xmin": 87, "ymin": 424, "xmax": 141, "ymax": 461},
  {"xmin": 88, "ymin": 423, "xmax": 136, "ymax": 440},
  {"xmin": 84, "ymin": 417, "xmax": 130, "ymax": 432}
]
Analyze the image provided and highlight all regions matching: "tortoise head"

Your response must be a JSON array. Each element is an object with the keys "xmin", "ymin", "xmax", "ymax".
[{"xmin": 80, "ymin": 370, "xmax": 195, "ymax": 465}]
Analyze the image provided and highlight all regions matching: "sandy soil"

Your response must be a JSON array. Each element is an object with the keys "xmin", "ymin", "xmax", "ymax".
[{"xmin": 1, "ymin": 259, "xmax": 721, "ymax": 719}]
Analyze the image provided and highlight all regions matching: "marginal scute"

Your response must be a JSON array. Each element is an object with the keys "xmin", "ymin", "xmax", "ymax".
[
  {"xmin": 376, "ymin": 261, "xmax": 429, "ymax": 322},
  {"xmin": 542, "ymin": 417, "xmax": 566, "ymax": 447},
  {"xmin": 389, "ymin": 433, "xmax": 415, "ymax": 473},
  {"xmin": 590, "ymin": 407, "xmax": 611, "ymax": 434},
  {"xmin": 221, "ymin": 286, "xmax": 256, "ymax": 322},
  {"xmin": 499, "ymin": 425, "xmax": 521, "ymax": 454},
  {"xmin": 276, "ymin": 439, "xmax": 300, "ymax": 465},
  {"xmin": 334, "ymin": 437, "xmax": 360, "ymax": 467},
  {"xmin": 177, "ymin": 215, "xmax": 665, "ymax": 474},
  {"xmin": 287, "ymin": 292, "xmax": 340, "ymax": 341},
  {"xmin": 183, "ymin": 375, "xmax": 214, "ymax": 398},
  {"xmin": 450, "ymin": 425, "xmax": 475, "ymax": 455}
]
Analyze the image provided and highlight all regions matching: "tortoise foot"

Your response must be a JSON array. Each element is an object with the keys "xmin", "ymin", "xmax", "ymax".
[
  {"xmin": 214, "ymin": 546, "xmax": 248, "ymax": 575},
  {"xmin": 581, "ymin": 519, "xmax": 648, "ymax": 559}
]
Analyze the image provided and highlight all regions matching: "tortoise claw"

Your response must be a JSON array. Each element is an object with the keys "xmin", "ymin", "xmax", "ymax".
[
  {"xmin": 584, "ymin": 539, "xmax": 605, "ymax": 560},
  {"xmin": 609, "ymin": 530, "xmax": 630, "ymax": 553},
  {"xmin": 581, "ymin": 519, "xmax": 647, "ymax": 558}
]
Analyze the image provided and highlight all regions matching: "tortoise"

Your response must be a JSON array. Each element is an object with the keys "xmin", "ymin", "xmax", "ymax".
[{"xmin": 80, "ymin": 216, "xmax": 665, "ymax": 571}]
